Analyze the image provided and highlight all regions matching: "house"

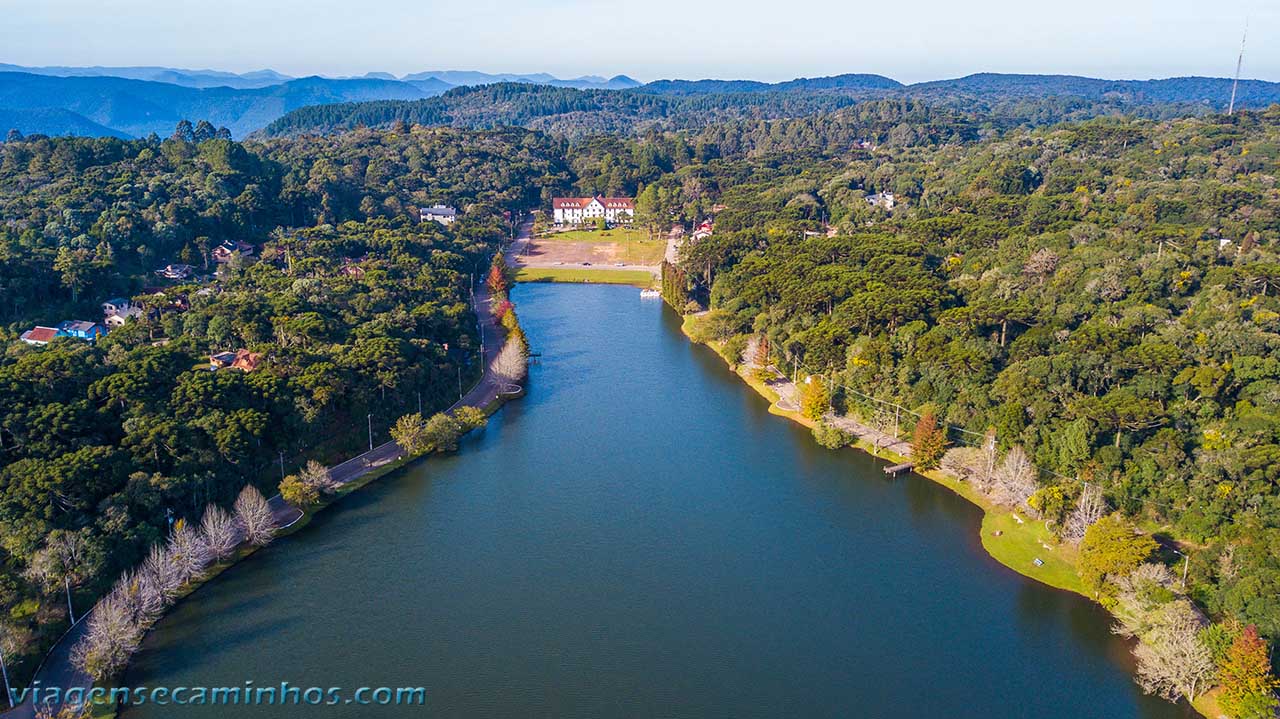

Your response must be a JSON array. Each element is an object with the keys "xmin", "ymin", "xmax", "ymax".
[
  {"xmin": 866, "ymin": 192, "xmax": 896, "ymax": 210},
  {"xmin": 155, "ymin": 263, "xmax": 195, "ymax": 280},
  {"xmin": 212, "ymin": 240, "xmax": 255, "ymax": 263},
  {"xmin": 101, "ymin": 297, "xmax": 143, "ymax": 328},
  {"xmin": 209, "ymin": 349, "xmax": 262, "ymax": 372},
  {"xmin": 552, "ymin": 196, "xmax": 635, "ymax": 226},
  {"xmin": 57, "ymin": 320, "xmax": 107, "ymax": 341},
  {"xmin": 209, "ymin": 351, "xmax": 238, "ymax": 370},
  {"xmin": 230, "ymin": 349, "xmax": 262, "ymax": 372},
  {"xmin": 19, "ymin": 326, "xmax": 60, "ymax": 346},
  {"xmin": 691, "ymin": 220, "xmax": 715, "ymax": 242},
  {"xmin": 420, "ymin": 205, "xmax": 458, "ymax": 225}
]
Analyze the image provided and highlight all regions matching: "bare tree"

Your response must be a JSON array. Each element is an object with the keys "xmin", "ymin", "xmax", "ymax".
[
  {"xmin": 112, "ymin": 569, "xmax": 164, "ymax": 628},
  {"xmin": 492, "ymin": 338, "xmax": 527, "ymax": 383},
  {"xmin": 940, "ymin": 446, "xmax": 985, "ymax": 482},
  {"xmin": 1023, "ymin": 248, "xmax": 1059, "ymax": 285},
  {"xmin": 1124, "ymin": 601, "xmax": 1214, "ymax": 702},
  {"xmin": 991, "ymin": 446, "xmax": 1039, "ymax": 511},
  {"xmin": 72, "ymin": 592, "xmax": 141, "ymax": 680},
  {"xmin": 1064, "ymin": 483, "xmax": 1107, "ymax": 544},
  {"xmin": 297, "ymin": 459, "xmax": 339, "ymax": 495},
  {"xmin": 199, "ymin": 505, "xmax": 240, "ymax": 562},
  {"xmin": 234, "ymin": 484, "xmax": 277, "ymax": 547},
  {"xmin": 141, "ymin": 544, "xmax": 183, "ymax": 602},
  {"xmin": 24, "ymin": 529, "xmax": 97, "ymax": 624},
  {"xmin": 167, "ymin": 520, "xmax": 211, "ymax": 583}
]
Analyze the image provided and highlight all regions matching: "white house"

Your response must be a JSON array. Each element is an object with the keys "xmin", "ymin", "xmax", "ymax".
[
  {"xmin": 420, "ymin": 205, "xmax": 458, "ymax": 225},
  {"xmin": 552, "ymin": 196, "xmax": 635, "ymax": 226},
  {"xmin": 866, "ymin": 192, "xmax": 896, "ymax": 210},
  {"xmin": 101, "ymin": 297, "xmax": 143, "ymax": 328}
]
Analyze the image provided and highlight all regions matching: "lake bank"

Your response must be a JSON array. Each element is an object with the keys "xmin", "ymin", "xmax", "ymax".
[
  {"xmin": 677, "ymin": 310, "xmax": 1213, "ymax": 719},
  {"xmin": 117, "ymin": 283, "xmax": 1188, "ymax": 719}
]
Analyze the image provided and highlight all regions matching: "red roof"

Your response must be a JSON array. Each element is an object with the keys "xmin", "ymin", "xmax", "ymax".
[{"xmin": 21, "ymin": 326, "xmax": 59, "ymax": 343}]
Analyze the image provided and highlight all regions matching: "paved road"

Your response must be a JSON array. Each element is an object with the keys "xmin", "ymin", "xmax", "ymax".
[{"xmin": 4, "ymin": 259, "xmax": 512, "ymax": 719}]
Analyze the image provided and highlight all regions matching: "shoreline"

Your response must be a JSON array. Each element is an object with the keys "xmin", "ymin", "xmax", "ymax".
[
  {"xmin": 676, "ymin": 313, "xmax": 1221, "ymax": 719},
  {"xmin": 10, "ymin": 283, "xmax": 517, "ymax": 719}
]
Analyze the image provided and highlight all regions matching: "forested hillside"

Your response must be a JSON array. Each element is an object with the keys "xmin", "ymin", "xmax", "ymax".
[
  {"xmin": 0, "ymin": 124, "xmax": 569, "ymax": 684},
  {"xmin": 261, "ymin": 75, "xmax": 1280, "ymax": 140},
  {"xmin": 652, "ymin": 108, "xmax": 1280, "ymax": 640}
]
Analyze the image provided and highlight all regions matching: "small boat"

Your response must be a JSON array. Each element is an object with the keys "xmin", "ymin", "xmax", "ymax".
[{"xmin": 639, "ymin": 289, "xmax": 661, "ymax": 299}]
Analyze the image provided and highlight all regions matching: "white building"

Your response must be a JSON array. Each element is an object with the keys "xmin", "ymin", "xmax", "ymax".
[
  {"xmin": 101, "ymin": 297, "xmax": 143, "ymax": 328},
  {"xmin": 420, "ymin": 205, "xmax": 458, "ymax": 225},
  {"xmin": 866, "ymin": 192, "xmax": 896, "ymax": 210},
  {"xmin": 552, "ymin": 196, "xmax": 635, "ymax": 226}
]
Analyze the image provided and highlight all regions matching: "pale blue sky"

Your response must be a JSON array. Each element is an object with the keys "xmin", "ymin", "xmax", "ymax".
[{"xmin": 2, "ymin": 0, "xmax": 1277, "ymax": 83}]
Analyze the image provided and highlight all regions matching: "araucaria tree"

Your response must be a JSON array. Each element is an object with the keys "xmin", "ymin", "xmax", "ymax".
[{"xmin": 910, "ymin": 412, "xmax": 947, "ymax": 470}]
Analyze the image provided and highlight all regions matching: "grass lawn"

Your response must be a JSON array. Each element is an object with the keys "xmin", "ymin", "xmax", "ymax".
[
  {"xmin": 516, "ymin": 267, "xmax": 654, "ymax": 287},
  {"xmin": 536, "ymin": 227, "xmax": 665, "ymax": 265}
]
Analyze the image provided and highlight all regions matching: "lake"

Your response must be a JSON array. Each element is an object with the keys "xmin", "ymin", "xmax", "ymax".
[{"xmin": 122, "ymin": 283, "xmax": 1190, "ymax": 718}]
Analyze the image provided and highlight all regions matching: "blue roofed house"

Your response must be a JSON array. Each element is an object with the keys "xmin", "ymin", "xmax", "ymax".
[{"xmin": 56, "ymin": 320, "xmax": 107, "ymax": 342}]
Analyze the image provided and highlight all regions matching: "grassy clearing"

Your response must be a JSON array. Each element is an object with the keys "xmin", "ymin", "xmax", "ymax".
[
  {"xmin": 541, "ymin": 227, "xmax": 653, "ymax": 243},
  {"xmin": 536, "ymin": 227, "xmax": 665, "ymax": 264},
  {"xmin": 516, "ymin": 267, "xmax": 654, "ymax": 286}
]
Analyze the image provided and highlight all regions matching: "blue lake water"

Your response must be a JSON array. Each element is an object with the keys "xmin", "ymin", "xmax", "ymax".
[{"xmin": 122, "ymin": 283, "xmax": 1189, "ymax": 718}]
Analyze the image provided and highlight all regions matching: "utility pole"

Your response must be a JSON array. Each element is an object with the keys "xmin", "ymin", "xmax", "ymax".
[
  {"xmin": 279, "ymin": 451, "xmax": 286, "ymax": 481},
  {"xmin": 65, "ymin": 576, "xmax": 77, "ymax": 625},
  {"xmin": 417, "ymin": 391, "xmax": 422, "ymax": 416},
  {"xmin": 367, "ymin": 414, "xmax": 374, "ymax": 453},
  {"xmin": 1173, "ymin": 549, "xmax": 1190, "ymax": 590},
  {"xmin": 0, "ymin": 642, "xmax": 13, "ymax": 709}
]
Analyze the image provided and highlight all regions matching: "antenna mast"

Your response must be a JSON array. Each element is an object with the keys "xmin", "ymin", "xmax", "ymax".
[{"xmin": 1228, "ymin": 20, "xmax": 1248, "ymax": 116}]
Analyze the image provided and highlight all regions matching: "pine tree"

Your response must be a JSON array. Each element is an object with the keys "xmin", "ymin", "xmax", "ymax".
[
  {"xmin": 911, "ymin": 412, "xmax": 947, "ymax": 470},
  {"xmin": 1218, "ymin": 625, "xmax": 1280, "ymax": 719}
]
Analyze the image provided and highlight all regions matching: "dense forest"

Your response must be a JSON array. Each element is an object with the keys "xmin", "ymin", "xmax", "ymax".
[
  {"xmin": 259, "ymin": 77, "xmax": 1280, "ymax": 141},
  {"xmin": 4, "ymin": 90, "xmax": 1280, "ymax": 714},
  {"xmin": 645, "ymin": 107, "xmax": 1280, "ymax": 710},
  {"xmin": 0, "ymin": 124, "xmax": 569, "ymax": 684}
]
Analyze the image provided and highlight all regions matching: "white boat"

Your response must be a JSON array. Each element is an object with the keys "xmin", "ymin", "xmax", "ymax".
[{"xmin": 639, "ymin": 288, "xmax": 661, "ymax": 299}]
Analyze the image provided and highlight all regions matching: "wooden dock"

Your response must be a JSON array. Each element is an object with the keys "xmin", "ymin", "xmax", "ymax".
[{"xmin": 884, "ymin": 462, "xmax": 914, "ymax": 476}]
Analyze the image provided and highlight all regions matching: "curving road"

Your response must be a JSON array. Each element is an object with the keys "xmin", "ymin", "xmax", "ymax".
[{"xmin": 3, "ymin": 245, "xmax": 514, "ymax": 718}]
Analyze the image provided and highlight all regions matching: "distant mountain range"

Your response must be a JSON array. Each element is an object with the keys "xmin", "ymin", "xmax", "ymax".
[{"xmin": 1, "ymin": 62, "xmax": 1278, "ymax": 141}]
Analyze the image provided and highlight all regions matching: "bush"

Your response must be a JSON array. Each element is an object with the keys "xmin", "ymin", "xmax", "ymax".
[
  {"xmin": 813, "ymin": 422, "xmax": 851, "ymax": 449},
  {"xmin": 453, "ymin": 406, "xmax": 488, "ymax": 432}
]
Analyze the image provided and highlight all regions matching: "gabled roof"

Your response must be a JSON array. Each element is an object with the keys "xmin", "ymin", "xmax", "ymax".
[
  {"xmin": 421, "ymin": 205, "xmax": 457, "ymax": 216},
  {"xmin": 58, "ymin": 320, "xmax": 100, "ymax": 333},
  {"xmin": 553, "ymin": 196, "xmax": 635, "ymax": 209},
  {"xmin": 21, "ymin": 326, "xmax": 60, "ymax": 343}
]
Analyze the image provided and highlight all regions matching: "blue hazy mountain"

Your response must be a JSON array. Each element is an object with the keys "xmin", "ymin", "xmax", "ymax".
[
  {"xmin": 0, "ymin": 63, "xmax": 292, "ymax": 89},
  {"xmin": 0, "ymin": 107, "xmax": 131, "ymax": 138},
  {"xmin": 0, "ymin": 72, "xmax": 445, "ymax": 138},
  {"xmin": 402, "ymin": 70, "xmax": 641, "ymax": 90}
]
